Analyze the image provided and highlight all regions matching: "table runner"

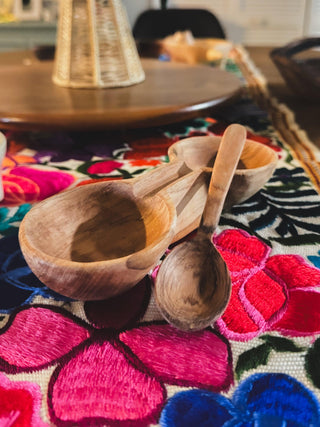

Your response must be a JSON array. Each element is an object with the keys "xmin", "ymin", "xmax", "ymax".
[{"xmin": 1, "ymin": 47, "xmax": 320, "ymax": 426}]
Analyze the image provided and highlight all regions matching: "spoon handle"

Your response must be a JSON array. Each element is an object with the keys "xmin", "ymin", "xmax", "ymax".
[{"xmin": 200, "ymin": 124, "xmax": 247, "ymax": 235}]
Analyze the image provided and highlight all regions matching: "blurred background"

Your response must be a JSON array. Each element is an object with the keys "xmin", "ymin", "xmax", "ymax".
[
  {"xmin": 125, "ymin": 0, "xmax": 320, "ymax": 45},
  {"xmin": 0, "ymin": 0, "xmax": 319, "ymax": 51}
]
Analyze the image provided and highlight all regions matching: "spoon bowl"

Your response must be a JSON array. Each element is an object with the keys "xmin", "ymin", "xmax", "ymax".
[
  {"xmin": 155, "ymin": 124, "xmax": 247, "ymax": 331},
  {"xmin": 155, "ymin": 234, "xmax": 231, "ymax": 331}
]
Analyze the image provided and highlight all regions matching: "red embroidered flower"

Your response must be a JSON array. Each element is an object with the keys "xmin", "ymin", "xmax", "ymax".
[
  {"xmin": 0, "ymin": 372, "xmax": 49, "ymax": 426},
  {"xmin": 76, "ymin": 176, "xmax": 124, "ymax": 187},
  {"xmin": 87, "ymin": 160, "xmax": 124, "ymax": 175},
  {"xmin": 123, "ymin": 135, "xmax": 179, "ymax": 159},
  {"xmin": 0, "ymin": 279, "xmax": 233, "ymax": 426},
  {"xmin": 212, "ymin": 229, "xmax": 320, "ymax": 341},
  {"xmin": 129, "ymin": 159, "xmax": 162, "ymax": 167}
]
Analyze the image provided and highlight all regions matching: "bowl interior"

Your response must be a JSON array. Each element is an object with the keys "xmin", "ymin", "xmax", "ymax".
[
  {"xmin": 168, "ymin": 135, "xmax": 276, "ymax": 172},
  {"xmin": 24, "ymin": 182, "xmax": 174, "ymax": 263}
]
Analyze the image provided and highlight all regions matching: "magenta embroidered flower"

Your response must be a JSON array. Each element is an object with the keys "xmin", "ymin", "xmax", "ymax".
[
  {"xmin": 1, "ymin": 166, "xmax": 75, "ymax": 206},
  {"xmin": 0, "ymin": 372, "xmax": 49, "ymax": 426},
  {"xmin": 212, "ymin": 229, "xmax": 320, "ymax": 341},
  {"xmin": 0, "ymin": 278, "xmax": 233, "ymax": 426}
]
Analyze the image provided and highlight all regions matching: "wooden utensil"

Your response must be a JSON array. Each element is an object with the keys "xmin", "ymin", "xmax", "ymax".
[
  {"xmin": 155, "ymin": 124, "xmax": 247, "ymax": 331},
  {"xmin": 19, "ymin": 133, "xmax": 277, "ymax": 301}
]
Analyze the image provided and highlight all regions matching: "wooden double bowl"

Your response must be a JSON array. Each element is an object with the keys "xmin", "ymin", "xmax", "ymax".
[{"xmin": 19, "ymin": 134, "xmax": 278, "ymax": 301}]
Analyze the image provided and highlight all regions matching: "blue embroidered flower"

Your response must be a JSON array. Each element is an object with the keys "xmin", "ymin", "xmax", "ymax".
[
  {"xmin": 308, "ymin": 250, "xmax": 320, "ymax": 269},
  {"xmin": 159, "ymin": 373, "xmax": 320, "ymax": 427},
  {"xmin": 0, "ymin": 234, "xmax": 71, "ymax": 313}
]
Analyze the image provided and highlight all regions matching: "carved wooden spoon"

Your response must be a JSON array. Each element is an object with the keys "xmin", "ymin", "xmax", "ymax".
[{"xmin": 155, "ymin": 123, "xmax": 247, "ymax": 331}]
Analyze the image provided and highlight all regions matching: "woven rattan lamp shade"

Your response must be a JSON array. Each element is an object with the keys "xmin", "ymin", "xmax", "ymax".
[{"xmin": 52, "ymin": 0, "xmax": 145, "ymax": 88}]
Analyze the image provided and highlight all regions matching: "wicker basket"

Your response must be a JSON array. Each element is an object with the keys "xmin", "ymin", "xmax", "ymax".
[
  {"xmin": 270, "ymin": 37, "xmax": 320, "ymax": 102},
  {"xmin": 52, "ymin": 0, "xmax": 145, "ymax": 88}
]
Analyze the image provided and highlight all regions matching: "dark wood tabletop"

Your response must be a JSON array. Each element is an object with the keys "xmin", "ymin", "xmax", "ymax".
[
  {"xmin": 246, "ymin": 46, "xmax": 320, "ymax": 148},
  {"xmin": 0, "ymin": 45, "xmax": 317, "ymax": 146},
  {"xmin": 0, "ymin": 49, "xmax": 241, "ymax": 131}
]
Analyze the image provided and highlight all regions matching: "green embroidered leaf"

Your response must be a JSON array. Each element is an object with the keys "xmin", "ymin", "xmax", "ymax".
[
  {"xmin": 284, "ymin": 151, "xmax": 293, "ymax": 163},
  {"xmin": 8, "ymin": 204, "xmax": 31, "ymax": 223},
  {"xmin": 116, "ymin": 168, "xmax": 134, "ymax": 179},
  {"xmin": 0, "ymin": 205, "xmax": 32, "ymax": 237},
  {"xmin": 0, "ymin": 207, "xmax": 9, "ymax": 222},
  {"xmin": 305, "ymin": 337, "xmax": 320, "ymax": 389},
  {"xmin": 260, "ymin": 335, "xmax": 305, "ymax": 352},
  {"xmin": 76, "ymin": 161, "xmax": 99, "ymax": 177},
  {"xmin": 131, "ymin": 168, "xmax": 149, "ymax": 176},
  {"xmin": 235, "ymin": 343, "xmax": 272, "ymax": 380}
]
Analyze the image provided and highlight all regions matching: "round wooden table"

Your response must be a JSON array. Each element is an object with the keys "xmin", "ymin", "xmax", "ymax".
[{"xmin": 0, "ymin": 50, "xmax": 242, "ymax": 131}]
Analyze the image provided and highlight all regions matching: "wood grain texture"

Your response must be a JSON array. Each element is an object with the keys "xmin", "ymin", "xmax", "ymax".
[
  {"xmin": 154, "ymin": 124, "xmax": 247, "ymax": 331},
  {"xmin": 200, "ymin": 124, "xmax": 247, "ymax": 232},
  {"xmin": 19, "ymin": 134, "xmax": 277, "ymax": 301},
  {"xmin": 0, "ymin": 51, "xmax": 242, "ymax": 131},
  {"xmin": 154, "ymin": 236, "xmax": 231, "ymax": 331}
]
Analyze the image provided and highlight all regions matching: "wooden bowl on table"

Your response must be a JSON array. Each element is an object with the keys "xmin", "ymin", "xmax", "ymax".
[
  {"xmin": 161, "ymin": 33, "xmax": 232, "ymax": 64},
  {"xmin": 137, "ymin": 31, "xmax": 232, "ymax": 65}
]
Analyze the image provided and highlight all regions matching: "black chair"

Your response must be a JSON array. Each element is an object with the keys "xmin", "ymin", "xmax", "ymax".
[{"xmin": 133, "ymin": 8, "xmax": 226, "ymax": 40}]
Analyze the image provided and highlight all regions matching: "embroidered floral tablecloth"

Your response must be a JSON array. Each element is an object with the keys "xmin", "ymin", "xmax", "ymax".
[{"xmin": 1, "ymin": 48, "xmax": 320, "ymax": 426}]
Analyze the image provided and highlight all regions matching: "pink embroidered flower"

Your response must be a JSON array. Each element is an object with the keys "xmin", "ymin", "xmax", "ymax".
[
  {"xmin": 1, "ymin": 166, "xmax": 75, "ymax": 206},
  {"xmin": 0, "ymin": 278, "xmax": 233, "ymax": 426},
  {"xmin": 212, "ymin": 229, "xmax": 320, "ymax": 341},
  {"xmin": 0, "ymin": 372, "xmax": 49, "ymax": 426}
]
